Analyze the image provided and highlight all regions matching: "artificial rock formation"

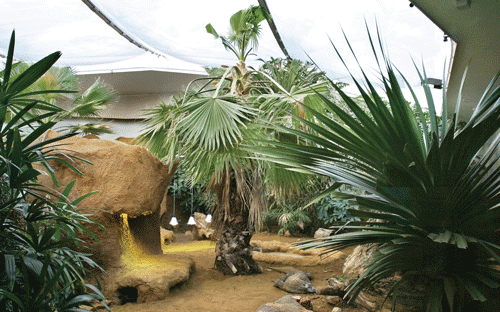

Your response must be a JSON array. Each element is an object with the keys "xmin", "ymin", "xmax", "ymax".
[
  {"xmin": 160, "ymin": 228, "xmax": 175, "ymax": 245},
  {"xmin": 36, "ymin": 130, "xmax": 187, "ymax": 303},
  {"xmin": 114, "ymin": 136, "xmax": 180, "ymax": 229},
  {"xmin": 251, "ymin": 240, "xmax": 347, "ymax": 267},
  {"xmin": 37, "ymin": 130, "xmax": 172, "ymax": 262},
  {"xmin": 192, "ymin": 212, "xmax": 214, "ymax": 239}
]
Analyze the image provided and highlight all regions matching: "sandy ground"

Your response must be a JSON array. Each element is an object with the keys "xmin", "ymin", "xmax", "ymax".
[{"xmin": 111, "ymin": 232, "xmax": 363, "ymax": 312}]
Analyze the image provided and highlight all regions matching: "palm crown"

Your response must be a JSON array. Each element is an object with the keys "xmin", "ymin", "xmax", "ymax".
[{"xmin": 206, "ymin": 5, "xmax": 267, "ymax": 64}]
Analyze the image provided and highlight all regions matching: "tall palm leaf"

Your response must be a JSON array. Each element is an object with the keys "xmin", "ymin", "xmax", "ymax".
[{"xmin": 249, "ymin": 28, "xmax": 500, "ymax": 311}]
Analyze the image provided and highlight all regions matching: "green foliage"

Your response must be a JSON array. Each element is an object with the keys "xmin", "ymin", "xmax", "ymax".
[
  {"xmin": 316, "ymin": 197, "xmax": 357, "ymax": 225},
  {"xmin": 0, "ymin": 31, "xmax": 108, "ymax": 312},
  {"xmin": 250, "ymin": 27, "xmax": 500, "ymax": 311},
  {"xmin": 3, "ymin": 56, "xmax": 117, "ymax": 136},
  {"xmin": 258, "ymin": 57, "xmax": 326, "ymax": 93},
  {"xmin": 60, "ymin": 122, "xmax": 113, "ymax": 136},
  {"xmin": 55, "ymin": 78, "xmax": 116, "ymax": 120},
  {"xmin": 264, "ymin": 202, "xmax": 311, "ymax": 235},
  {"xmin": 138, "ymin": 27, "xmax": 332, "ymax": 230},
  {"xmin": 315, "ymin": 184, "xmax": 362, "ymax": 226},
  {"xmin": 206, "ymin": 5, "xmax": 268, "ymax": 62},
  {"xmin": 167, "ymin": 167, "xmax": 213, "ymax": 215}
]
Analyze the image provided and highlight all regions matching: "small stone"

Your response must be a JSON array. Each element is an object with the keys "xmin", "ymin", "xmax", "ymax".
[
  {"xmin": 325, "ymin": 296, "xmax": 342, "ymax": 305},
  {"xmin": 332, "ymin": 307, "xmax": 342, "ymax": 312},
  {"xmin": 256, "ymin": 295, "xmax": 312, "ymax": 312},
  {"xmin": 327, "ymin": 278, "xmax": 345, "ymax": 290},
  {"xmin": 160, "ymin": 228, "xmax": 175, "ymax": 245},
  {"xmin": 185, "ymin": 231, "xmax": 194, "ymax": 240},
  {"xmin": 314, "ymin": 228, "xmax": 334, "ymax": 238}
]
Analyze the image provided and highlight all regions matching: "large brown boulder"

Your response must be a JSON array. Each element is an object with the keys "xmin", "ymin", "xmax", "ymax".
[
  {"xmin": 35, "ymin": 131, "xmax": 190, "ymax": 304},
  {"xmin": 38, "ymin": 130, "xmax": 173, "ymax": 262},
  {"xmin": 40, "ymin": 130, "xmax": 171, "ymax": 217},
  {"xmin": 115, "ymin": 136, "xmax": 178, "ymax": 227}
]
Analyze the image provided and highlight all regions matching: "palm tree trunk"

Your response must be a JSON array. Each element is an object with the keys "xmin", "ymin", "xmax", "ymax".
[
  {"xmin": 257, "ymin": 0, "xmax": 291, "ymax": 60},
  {"xmin": 214, "ymin": 222, "xmax": 261, "ymax": 275},
  {"xmin": 213, "ymin": 168, "xmax": 262, "ymax": 275}
]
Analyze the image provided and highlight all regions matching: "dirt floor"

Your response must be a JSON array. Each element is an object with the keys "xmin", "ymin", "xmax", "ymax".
[{"xmin": 111, "ymin": 232, "xmax": 364, "ymax": 312}]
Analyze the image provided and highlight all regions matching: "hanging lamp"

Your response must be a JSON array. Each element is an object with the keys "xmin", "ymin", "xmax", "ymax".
[
  {"xmin": 169, "ymin": 188, "xmax": 178, "ymax": 226},
  {"xmin": 205, "ymin": 214, "xmax": 212, "ymax": 223},
  {"xmin": 187, "ymin": 180, "xmax": 196, "ymax": 225}
]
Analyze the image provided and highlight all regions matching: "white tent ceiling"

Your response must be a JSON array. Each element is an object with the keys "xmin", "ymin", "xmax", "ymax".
[{"xmin": 1, "ymin": 0, "xmax": 450, "ymax": 91}]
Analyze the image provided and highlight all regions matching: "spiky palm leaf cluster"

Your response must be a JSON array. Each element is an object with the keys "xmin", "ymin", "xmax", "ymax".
[
  {"xmin": 250, "ymin": 29, "xmax": 500, "ymax": 311},
  {"xmin": 3, "ymin": 57, "xmax": 116, "ymax": 136},
  {"xmin": 1, "ymin": 31, "xmax": 109, "ymax": 312}
]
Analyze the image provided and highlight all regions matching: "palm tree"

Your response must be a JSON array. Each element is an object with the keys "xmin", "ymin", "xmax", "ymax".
[
  {"xmin": 138, "ymin": 6, "xmax": 331, "ymax": 275},
  {"xmin": 206, "ymin": 5, "xmax": 266, "ymax": 73},
  {"xmin": 6, "ymin": 61, "xmax": 116, "ymax": 135},
  {"xmin": 250, "ymin": 29, "xmax": 500, "ymax": 310}
]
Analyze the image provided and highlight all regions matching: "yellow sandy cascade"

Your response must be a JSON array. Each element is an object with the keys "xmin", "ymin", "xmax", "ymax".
[
  {"xmin": 120, "ymin": 213, "xmax": 213, "ymax": 273},
  {"xmin": 120, "ymin": 213, "xmax": 178, "ymax": 269}
]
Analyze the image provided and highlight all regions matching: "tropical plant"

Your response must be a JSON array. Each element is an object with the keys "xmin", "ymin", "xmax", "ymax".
[
  {"xmin": 138, "ymin": 7, "xmax": 332, "ymax": 275},
  {"xmin": 264, "ymin": 201, "xmax": 311, "ymax": 235},
  {"xmin": 3, "ymin": 58, "xmax": 116, "ymax": 136},
  {"xmin": 60, "ymin": 122, "xmax": 113, "ymax": 136},
  {"xmin": 316, "ymin": 197, "xmax": 357, "ymax": 225},
  {"xmin": 249, "ymin": 28, "xmax": 500, "ymax": 311},
  {"xmin": 314, "ymin": 184, "xmax": 362, "ymax": 226},
  {"xmin": 167, "ymin": 167, "xmax": 212, "ymax": 217},
  {"xmin": 0, "ymin": 31, "xmax": 109, "ymax": 312},
  {"xmin": 206, "ymin": 5, "xmax": 267, "ymax": 65}
]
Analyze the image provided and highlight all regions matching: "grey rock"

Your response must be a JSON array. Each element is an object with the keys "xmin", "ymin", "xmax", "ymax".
[
  {"xmin": 325, "ymin": 296, "xmax": 342, "ymax": 305},
  {"xmin": 256, "ymin": 295, "xmax": 312, "ymax": 312},
  {"xmin": 274, "ymin": 270, "xmax": 316, "ymax": 294}
]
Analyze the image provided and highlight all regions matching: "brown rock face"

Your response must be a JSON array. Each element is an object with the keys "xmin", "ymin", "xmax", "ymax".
[
  {"xmin": 192, "ymin": 212, "xmax": 214, "ymax": 239},
  {"xmin": 113, "ymin": 137, "xmax": 179, "ymax": 238},
  {"xmin": 36, "ymin": 130, "xmax": 175, "ymax": 268},
  {"xmin": 36, "ymin": 131, "xmax": 191, "ymax": 304},
  {"xmin": 160, "ymin": 228, "xmax": 175, "ymax": 244}
]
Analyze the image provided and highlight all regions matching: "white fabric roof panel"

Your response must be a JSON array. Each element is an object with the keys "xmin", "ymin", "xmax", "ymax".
[{"xmin": 1, "ymin": 0, "xmax": 449, "ymax": 82}]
